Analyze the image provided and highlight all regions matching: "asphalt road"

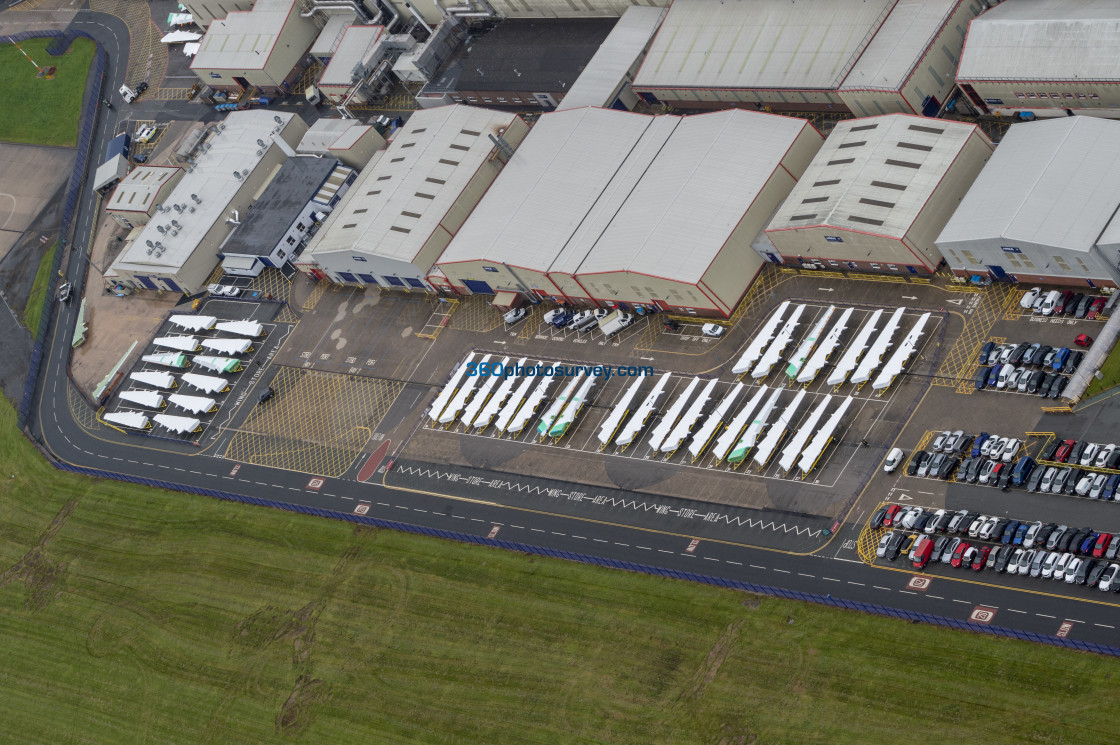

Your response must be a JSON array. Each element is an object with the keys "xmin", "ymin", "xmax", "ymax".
[{"xmin": 20, "ymin": 9, "xmax": 1120, "ymax": 650}]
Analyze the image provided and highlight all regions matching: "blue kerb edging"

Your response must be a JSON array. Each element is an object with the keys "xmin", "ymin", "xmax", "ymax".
[
  {"xmin": 17, "ymin": 31, "xmax": 106, "ymax": 429},
  {"xmin": 49, "ymin": 459, "xmax": 1120, "ymax": 658}
]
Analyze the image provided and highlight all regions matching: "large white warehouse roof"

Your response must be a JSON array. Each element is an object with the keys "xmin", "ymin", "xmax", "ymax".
[
  {"xmin": 769, "ymin": 115, "xmax": 981, "ymax": 239},
  {"xmin": 957, "ymin": 0, "xmax": 1120, "ymax": 82},
  {"xmin": 937, "ymin": 117, "xmax": 1120, "ymax": 253},
  {"xmin": 440, "ymin": 107, "xmax": 814, "ymax": 281},
  {"xmin": 841, "ymin": 0, "xmax": 963, "ymax": 92},
  {"xmin": 634, "ymin": 0, "xmax": 895, "ymax": 91},
  {"xmin": 306, "ymin": 105, "xmax": 519, "ymax": 265}
]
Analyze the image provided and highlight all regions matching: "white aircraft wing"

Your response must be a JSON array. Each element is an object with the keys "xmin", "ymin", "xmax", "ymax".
[
  {"xmin": 118, "ymin": 389, "xmax": 165, "ymax": 409},
  {"xmin": 615, "ymin": 372, "xmax": 671, "ymax": 448},
  {"xmin": 785, "ymin": 305, "xmax": 834, "ymax": 380},
  {"xmin": 105, "ymin": 411, "xmax": 150, "ymax": 430},
  {"xmin": 429, "ymin": 353, "xmax": 477, "ymax": 424},
  {"xmin": 507, "ymin": 375, "xmax": 556, "ymax": 435},
  {"xmin": 597, "ymin": 376, "xmax": 645, "ymax": 447},
  {"xmin": 751, "ymin": 305, "xmax": 805, "ymax": 379},
  {"xmin": 461, "ymin": 356, "xmax": 509, "ymax": 428},
  {"xmin": 732, "ymin": 301, "xmax": 790, "ymax": 375},
  {"xmin": 495, "ymin": 372, "xmax": 537, "ymax": 433},
  {"xmin": 549, "ymin": 375, "xmax": 598, "ymax": 438},
  {"xmin": 776, "ymin": 394, "xmax": 831, "ymax": 473},
  {"xmin": 727, "ymin": 387, "xmax": 783, "ymax": 463},
  {"xmin": 752, "ymin": 389, "xmax": 807, "ymax": 467},
  {"xmin": 537, "ymin": 374, "xmax": 582, "ymax": 437},
  {"xmin": 646, "ymin": 376, "xmax": 699, "ymax": 452},
  {"xmin": 797, "ymin": 395, "xmax": 854, "ymax": 474},
  {"xmin": 712, "ymin": 385, "xmax": 767, "ymax": 462},
  {"xmin": 688, "ymin": 382, "xmax": 743, "ymax": 461},
  {"xmin": 826, "ymin": 309, "xmax": 881, "ymax": 387},
  {"xmin": 475, "ymin": 357, "xmax": 526, "ymax": 430},
  {"xmin": 851, "ymin": 307, "xmax": 905, "ymax": 385},
  {"xmin": 872, "ymin": 312, "xmax": 930, "ymax": 390},
  {"xmin": 797, "ymin": 307, "xmax": 852, "ymax": 383},
  {"xmin": 439, "ymin": 354, "xmax": 491, "ymax": 424},
  {"xmin": 660, "ymin": 377, "xmax": 719, "ymax": 453}
]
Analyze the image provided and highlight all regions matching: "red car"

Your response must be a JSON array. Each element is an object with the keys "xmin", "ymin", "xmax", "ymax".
[
  {"xmin": 1075, "ymin": 333, "xmax": 1094, "ymax": 348},
  {"xmin": 1055, "ymin": 291, "xmax": 1073, "ymax": 315},
  {"xmin": 972, "ymin": 545, "xmax": 991, "ymax": 571},
  {"xmin": 1054, "ymin": 439, "xmax": 1076, "ymax": 463},
  {"xmin": 1093, "ymin": 533, "xmax": 1112, "ymax": 558},
  {"xmin": 951, "ymin": 541, "xmax": 972, "ymax": 568},
  {"xmin": 883, "ymin": 504, "xmax": 902, "ymax": 527},
  {"xmin": 1088, "ymin": 297, "xmax": 1107, "ymax": 319},
  {"xmin": 912, "ymin": 536, "xmax": 934, "ymax": 569}
]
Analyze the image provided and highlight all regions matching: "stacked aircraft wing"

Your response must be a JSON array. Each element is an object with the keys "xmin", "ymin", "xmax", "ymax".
[
  {"xmin": 751, "ymin": 305, "xmax": 805, "ymax": 379},
  {"xmin": 495, "ymin": 373, "xmax": 538, "ymax": 434},
  {"xmin": 688, "ymin": 382, "xmax": 743, "ymax": 461},
  {"xmin": 461, "ymin": 356, "xmax": 510, "ymax": 428},
  {"xmin": 712, "ymin": 385, "xmax": 768, "ymax": 462},
  {"xmin": 549, "ymin": 374, "xmax": 598, "ymax": 438},
  {"xmin": 797, "ymin": 396, "xmax": 854, "ymax": 474},
  {"xmin": 850, "ymin": 307, "xmax": 906, "ymax": 385},
  {"xmin": 430, "ymin": 353, "xmax": 476, "ymax": 424},
  {"xmin": 776, "ymin": 394, "xmax": 831, "ymax": 473},
  {"xmin": 475, "ymin": 357, "xmax": 526, "ymax": 430},
  {"xmin": 660, "ymin": 377, "xmax": 719, "ymax": 454},
  {"xmin": 597, "ymin": 376, "xmax": 645, "ymax": 449},
  {"xmin": 728, "ymin": 387, "xmax": 783, "ymax": 463},
  {"xmin": 439, "ymin": 354, "xmax": 491, "ymax": 425},
  {"xmin": 732, "ymin": 301, "xmax": 790, "ymax": 375},
  {"xmin": 647, "ymin": 376, "xmax": 700, "ymax": 452},
  {"xmin": 872, "ymin": 312, "xmax": 930, "ymax": 391},
  {"xmin": 507, "ymin": 375, "xmax": 556, "ymax": 435},
  {"xmin": 796, "ymin": 308, "xmax": 852, "ymax": 384},
  {"xmin": 826, "ymin": 309, "xmax": 882, "ymax": 387},
  {"xmin": 752, "ymin": 389, "xmax": 806, "ymax": 467},
  {"xmin": 615, "ymin": 373, "xmax": 671, "ymax": 449},
  {"xmin": 785, "ymin": 305, "xmax": 834, "ymax": 380}
]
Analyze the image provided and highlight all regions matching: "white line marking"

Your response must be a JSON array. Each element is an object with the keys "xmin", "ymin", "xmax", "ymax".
[
  {"xmin": 873, "ymin": 585, "xmax": 891, "ymax": 591},
  {"xmin": 822, "ymin": 577, "xmax": 841, "ymax": 582},
  {"xmin": 1036, "ymin": 613, "xmax": 1056, "ymax": 619},
  {"xmin": 952, "ymin": 599, "xmax": 970, "ymax": 604},
  {"xmin": 899, "ymin": 590, "xmax": 917, "ymax": 595},
  {"xmin": 773, "ymin": 568, "xmax": 790, "ymax": 574},
  {"xmin": 726, "ymin": 560, "xmax": 742, "ymax": 566},
  {"xmin": 1095, "ymin": 623, "xmax": 1114, "ymax": 629},
  {"xmin": 1008, "ymin": 609, "xmax": 1027, "ymax": 614},
  {"xmin": 750, "ymin": 564, "xmax": 766, "ymax": 570},
  {"xmin": 927, "ymin": 595, "xmax": 944, "ymax": 600},
  {"xmin": 847, "ymin": 581, "xmax": 865, "ymax": 586}
]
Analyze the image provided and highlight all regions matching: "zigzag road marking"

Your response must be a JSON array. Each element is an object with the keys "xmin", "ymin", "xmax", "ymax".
[{"xmin": 393, "ymin": 465, "xmax": 821, "ymax": 537}]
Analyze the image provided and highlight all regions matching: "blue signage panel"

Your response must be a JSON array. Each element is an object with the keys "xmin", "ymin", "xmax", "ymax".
[
  {"xmin": 1000, "ymin": 246, "xmax": 1023, "ymax": 254},
  {"xmin": 825, "ymin": 236, "xmax": 844, "ymax": 243}
]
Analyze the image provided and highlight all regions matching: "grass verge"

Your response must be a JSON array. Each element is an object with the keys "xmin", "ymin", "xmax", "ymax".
[
  {"xmin": 0, "ymin": 38, "xmax": 96, "ymax": 147},
  {"xmin": 21, "ymin": 240, "xmax": 56, "ymax": 332},
  {"xmin": 1083, "ymin": 338, "xmax": 1120, "ymax": 398},
  {"xmin": 2, "ymin": 396, "xmax": 1120, "ymax": 743}
]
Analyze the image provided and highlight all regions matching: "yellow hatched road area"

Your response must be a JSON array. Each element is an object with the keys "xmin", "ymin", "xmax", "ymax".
[
  {"xmin": 857, "ymin": 503, "xmax": 888, "ymax": 565},
  {"xmin": 450, "ymin": 295, "xmax": 503, "ymax": 333},
  {"xmin": 416, "ymin": 298, "xmax": 460, "ymax": 340},
  {"xmin": 225, "ymin": 368, "xmax": 403, "ymax": 477},
  {"xmin": 89, "ymin": 0, "xmax": 166, "ymax": 91},
  {"xmin": 933, "ymin": 284, "xmax": 1016, "ymax": 388}
]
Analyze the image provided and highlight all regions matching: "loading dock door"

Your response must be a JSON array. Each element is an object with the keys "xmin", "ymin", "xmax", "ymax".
[
  {"xmin": 987, "ymin": 265, "xmax": 1008, "ymax": 280},
  {"xmin": 462, "ymin": 279, "xmax": 493, "ymax": 295},
  {"xmin": 136, "ymin": 276, "xmax": 158, "ymax": 290}
]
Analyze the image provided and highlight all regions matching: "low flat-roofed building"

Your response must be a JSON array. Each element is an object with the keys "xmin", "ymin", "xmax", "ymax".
[
  {"xmin": 298, "ymin": 105, "xmax": 527, "ymax": 290},
  {"xmin": 556, "ymin": 6, "xmax": 666, "ymax": 112},
  {"xmin": 108, "ymin": 110, "xmax": 307, "ymax": 295},
  {"xmin": 437, "ymin": 107, "xmax": 823, "ymax": 317},
  {"xmin": 297, "ymin": 118, "xmax": 386, "ymax": 169},
  {"xmin": 107, "ymin": 165, "xmax": 185, "ymax": 230},
  {"xmin": 936, "ymin": 117, "xmax": 1120, "ymax": 287},
  {"xmin": 220, "ymin": 158, "xmax": 354, "ymax": 277},
  {"xmin": 417, "ymin": 18, "xmax": 617, "ymax": 109},
  {"xmin": 190, "ymin": 0, "xmax": 319, "ymax": 94},
  {"xmin": 309, "ymin": 11, "xmax": 358, "ymax": 63},
  {"xmin": 632, "ymin": 0, "xmax": 980, "ymax": 116},
  {"xmin": 957, "ymin": 0, "xmax": 1120, "ymax": 118},
  {"xmin": 178, "ymin": 0, "xmax": 253, "ymax": 29},
  {"xmin": 764, "ymin": 115, "xmax": 993, "ymax": 275}
]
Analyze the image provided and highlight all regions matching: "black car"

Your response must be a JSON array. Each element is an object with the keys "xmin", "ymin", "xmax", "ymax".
[
  {"xmin": 930, "ymin": 535, "xmax": 951, "ymax": 563},
  {"xmin": 871, "ymin": 506, "xmax": 889, "ymax": 528},
  {"xmin": 1038, "ymin": 372, "xmax": 1057, "ymax": 396},
  {"xmin": 1088, "ymin": 560, "xmax": 1110, "ymax": 588},
  {"xmin": 954, "ymin": 435, "xmax": 975, "ymax": 455},
  {"xmin": 974, "ymin": 366, "xmax": 990, "ymax": 390},
  {"xmin": 1063, "ymin": 469, "xmax": 1083, "ymax": 495},
  {"xmin": 913, "ymin": 512, "xmax": 933, "ymax": 533},
  {"xmin": 959, "ymin": 456, "xmax": 974, "ymax": 479},
  {"xmin": 979, "ymin": 341, "xmax": 996, "ymax": 364},
  {"xmin": 952, "ymin": 511, "xmax": 976, "ymax": 535},
  {"xmin": 994, "ymin": 545, "xmax": 1014, "ymax": 573},
  {"xmin": 1074, "ymin": 558, "xmax": 1097, "ymax": 585},
  {"xmin": 1062, "ymin": 528, "xmax": 1087, "ymax": 553},
  {"xmin": 1067, "ymin": 350, "xmax": 1084, "ymax": 374},
  {"xmin": 1049, "ymin": 376, "xmax": 1069, "ymax": 399},
  {"xmin": 1075, "ymin": 294, "xmax": 1094, "ymax": 319},
  {"xmin": 939, "ymin": 456, "xmax": 960, "ymax": 480},
  {"xmin": 1025, "ymin": 370, "xmax": 1045, "ymax": 394},
  {"xmin": 1069, "ymin": 441, "xmax": 1087, "ymax": 464},
  {"xmin": 1065, "ymin": 293, "xmax": 1084, "ymax": 316},
  {"xmin": 998, "ymin": 465, "xmax": 1014, "ymax": 489},
  {"xmin": 1108, "ymin": 450, "xmax": 1120, "ymax": 470},
  {"xmin": 886, "ymin": 531, "xmax": 906, "ymax": 561},
  {"xmin": 1026, "ymin": 465, "xmax": 1047, "ymax": 492},
  {"xmin": 1033, "ymin": 345, "xmax": 1052, "ymax": 367},
  {"xmin": 1009, "ymin": 342, "xmax": 1030, "ymax": 365},
  {"xmin": 966, "ymin": 457, "xmax": 985, "ymax": 483},
  {"xmin": 1039, "ymin": 440, "xmax": 1060, "ymax": 461},
  {"xmin": 1034, "ymin": 523, "xmax": 1058, "ymax": 548},
  {"xmin": 907, "ymin": 451, "xmax": 930, "ymax": 476},
  {"xmin": 1021, "ymin": 343, "xmax": 1041, "ymax": 366},
  {"xmin": 257, "ymin": 386, "xmax": 274, "ymax": 404}
]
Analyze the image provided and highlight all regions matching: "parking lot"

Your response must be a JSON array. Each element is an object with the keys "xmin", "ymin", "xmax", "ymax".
[{"xmin": 105, "ymin": 299, "xmax": 285, "ymax": 443}]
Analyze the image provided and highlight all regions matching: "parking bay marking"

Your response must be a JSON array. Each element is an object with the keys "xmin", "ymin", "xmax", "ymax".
[{"xmin": 1056, "ymin": 621, "xmax": 1074, "ymax": 638}]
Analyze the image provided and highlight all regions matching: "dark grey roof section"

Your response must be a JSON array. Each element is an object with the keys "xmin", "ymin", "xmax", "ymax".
[
  {"xmin": 223, "ymin": 158, "xmax": 339, "ymax": 257},
  {"xmin": 428, "ymin": 19, "xmax": 617, "ymax": 95}
]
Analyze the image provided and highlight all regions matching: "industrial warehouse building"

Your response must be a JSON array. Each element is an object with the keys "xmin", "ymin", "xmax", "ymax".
[
  {"xmin": 762, "ymin": 115, "xmax": 993, "ymax": 275},
  {"xmin": 297, "ymin": 105, "xmax": 528, "ymax": 289},
  {"xmin": 955, "ymin": 0, "xmax": 1120, "ymax": 118},
  {"xmin": 219, "ymin": 158, "xmax": 355, "ymax": 277},
  {"xmin": 107, "ymin": 166, "xmax": 184, "ymax": 230},
  {"xmin": 436, "ymin": 106, "xmax": 823, "ymax": 317},
  {"xmin": 190, "ymin": 0, "xmax": 319, "ymax": 94},
  {"xmin": 555, "ymin": 6, "xmax": 667, "ymax": 112},
  {"xmin": 107, "ymin": 111, "xmax": 307, "ymax": 295},
  {"xmin": 631, "ymin": 0, "xmax": 980, "ymax": 116},
  {"xmin": 385, "ymin": 0, "xmax": 669, "ymax": 34},
  {"xmin": 296, "ymin": 118, "xmax": 385, "ymax": 169},
  {"xmin": 936, "ymin": 117, "xmax": 1120, "ymax": 288}
]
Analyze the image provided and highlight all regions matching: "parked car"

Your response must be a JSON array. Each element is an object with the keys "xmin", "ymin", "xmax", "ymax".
[
  {"xmin": 1041, "ymin": 551, "xmax": 1061, "ymax": 579},
  {"xmin": 883, "ymin": 504, "xmax": 902, "ymax": 527},
  {"xmin": 1045, "ymin": 525, "xmax": 1069, "ymax": 551},
  {"xmin": 1054, "ymin": 439, "xmax": 1076, "ymax": 463},
  {"xmin": 1055, "ymin": 290, "xmax": 1074, "ymax": 315},
  {"xmin": 1020, "ymin": 287, "xmax": 1041, "ymax": 309},
  {"xmin": 503, "ymin": 307, "xmax": 527, "ymax": 325},
  {"xmin": 1076, "ymin": 294, "xmax": 1094, "ymax": 318},
  {"xmin": 994, "ymin": 546, "xmax": 1015, "ymax": 573},
  {"xmin": 1023, "ymin": 521, "xmax": 1044, "ymax": 548},
  {"xmin": 1065, "ymin": 293, "xmax": 1085, "ymax": 317},
  {"xmin": 1013, "ymin": 522, "xmax": 1031, "ymax": 546},
  {"xmin": 945, "ymin": 510, "xmax": 970, "ymax": 534},
  {"xmin": 922, "ymin": 453, "xmax": 944, "ymax": 478},
  {"xmin": 1053, "ymin": 552, "xmax": 1074, "ymax": 581},
  {"xmin": 1040, "ymin": 290, "xmax": 1061, "ymax": 315},
  {"xmin": 1088, "ymin": 561, "xmax": 1110, "ymax": 589},
  {"xmin": 1026, "ymin": 465, "xmax": 1046, "ymax": 492},
  {"xmin": 1052, "ymin": 347, "xmax": 1070, "ymax": 372},
  {"xmin": 1065, "ymin": 557, "xmax": 1086, "ymax": 584},
  {"xmin": 1021, "ymin": 342, "xmax": 1042, "ymax": 366},
  {"xmin": 1093, "ymin": 533, "xmax": 1113, "ymax": 558},
  {"xmin": 1099, "ymin": 563, "xmax": 1120, "ymax": 591},
  {"xmin": 1105, "ymin": 474, "xmax": 1120, "ymax": 502},
  {"xmin": 1030, "ymin": 550, "xmax": 1048, "ymax": 577},
  {"xmin": 1017, "ymin": 549, "xmax": 1037, "ymax": 576},
  {"xmin": 972, "ymin": 545, "xmax": 991, "ymax": 571},
  {"xmin": 930, "ymin": 535, "xmax": 951, "ymax": 564},
  {"xmin": 1048, "ymin": 376, "xmax": 1069, "ymax": 400},
  {"xmin": 1089, "ymin": 473, "xmax": 1109, "ymax": 500},
  {"xmin": 1026, "ymin": 370, "xmax": 1045, "ymax": 394},
  {"xmin": 566, "ymin": 310, "xmax": 596, "ymax": 330},
  {"xmin": 1067, "ymin": 350, "xmax": 1085, "ymax": 374},
  {"xmin": 700, "ymin": 323, "xmax": 725, "ymax": 338},
  {"xmin": 978, "ymin": 460, "xmax": 999, "ymax": 485},
  {"xmin": 974, "ymin": 366, "xmax": 990, "ymax": 390},
  {"xmin": 876, "ymin": 532, "xmax": 894, "ymax": 559},
  {"xmin": 987, "ymin": 364, "xmax": 1003, "ymax": 388},
  {"xmin": 931, "ymin": 431, "xmax": 951, "ymax": 452},
  {"xmin": 941, "ymin": 537, "xmax": 962, "ymax": 565},
  {"xmin": 970, "ymin": 433, "xmax": 990, "ymax": 458},
  {"xmin": 1000, "ymin": 438, "xmax": 1021, "ymax": 463},
  {"xmin": 1009, "ymin": 342, "xmax": 1030, "ymax": 366},
  {"xmin": 938, "ymin": 457, "xmax": 960, "ymax": 480},
  {"xmin": 951, "ymin": 542, "xmax": 973, "ymax": 568},
  {"xmin": 870, "ymin": 506, "xmax": 889, "ymax": 529},
  {"xmin": 1075, "ymin": 333, "xmax": 1094, "ymax": 348},
  {"xmin": 924, "ymin": 509, "xmax": 948, "ymax": 535},
  {"xmin": 1088, "ymin": 297, "xmax": 1107, "ymax": 319},
  {"xmin": 907, "ymin": 451, "xmax": 929, "ymax": 476}
]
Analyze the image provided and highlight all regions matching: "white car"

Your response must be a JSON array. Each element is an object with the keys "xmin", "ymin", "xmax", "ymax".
[
  {"xmin": 502, "ymin": 307, "xmax": 527, "ymax": 325},
  {"xmin": 1007, "ymin": 548, "xmax": 1025, "ymax": 574},
  {"xmin": 1017, "ymin": 549, "xmax": 1036, "ymax": 576},
  {"xmin": 1099, "ymin": 563, "xmax": 1120, "ymax": 591},
  {"xmin": 1095, "ymin": 444, "xmax": 1116, "ymax": 468},
  {"xmin": 542, "ymin": 308, "xmax": 567, "ymax": 325},
  {"xmin": 924, "ymin": 509, "xmax": 947, "ymax": 534},
  {"xmin": 995, "ymin": 366, "xmax": 1012, "ymax": 389},
  {"xmin": 978, "ymin": 460, "xmax": 998, "ymax": 485},
  {"xmin": 57, "ymin": 282, "xmax": 73, "ymax": 303},
  {"xmin": 980, "ymin": 436, "xmax": 1000, "ymax": 458},
  {"xmin": 1080, "ymin": 443, "xmax": 1100, "ymax": 467},
  {"xmin": 1090, "ymin": 473, "xmax": 1109, "ymax": 500},
  {"xmin": 978, "ymin": 515, "xmax": 1001, "ymax": 540},
  {"xmin": 1038, "ymin": 467, "xmax": 1057, "ymax": 493},
  {"xmin": 701, "ymin": 323, "xmax": 725, "ymax": 338},
  {"xmin": 1052, "ymin": 552, "xmax": 1073, "ymax": 581},
  {"xmin": 989, "ymin": 436, "xmax": 1010, "ymax": 460},
  {"xmin": 1000, "ymin": 438, "xmax": 1021, "ymax": 463},
  {"xmin": 1023, "ymin": 521, "xmax": 1043, "ymax": 548},
  {"xmin": 968, "ymin": 514, "xmax": 989, "ymax": 538},
  {"xmin": 1040, "ymin": 551, "xmax": 1060, "ymax": 579},
  {"xmin": 1020, "ymin": 287, "xmax": 1041, "ymax": 309},
  {"xmin": 899, "ymin": 507, "xmax": 923, "ymax": 530},
  {"xmin": 883, "ymin": 447, "xmax": 904, "ymax": 473},
  {"xmin": 119, "ymin": 84, "xmax": 137, "ymax": 103},
  {"xmin": 1064, "ymin": 557, "xmax": 1083, "ymax": 583},
  {"xmin": 1040, "ymin": 290, "xmax": 1062, "ymax": 316},
  {"xmin": 135, "ymin": 125, "xmax": 158, "ymax": 143},
  {"xmin": 1075, "ymin": 475, "xmax": 1095, "ymax": 496},
  {"xmin": 876, "ymin": 532, "xmax": 894, "ymax": 559}
]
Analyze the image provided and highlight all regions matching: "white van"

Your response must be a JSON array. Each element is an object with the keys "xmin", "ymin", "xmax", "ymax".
[
  {"xmin": 598, "ymin": 310, "xmax": 634, "ymax": 338},
  {"xmin": 1040, "ymin": 290, "xmax": 1062, "ymax": 316}
]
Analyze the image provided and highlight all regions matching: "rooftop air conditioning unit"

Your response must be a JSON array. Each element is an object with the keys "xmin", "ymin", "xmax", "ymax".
[
  {"xmin": 170, "ymin": 230, "xmax": 178, "ymax": 237},
  {"xmin": 188, "ymin": 206, "xmax": 196, "ymax": 213},
  {"xmin": 233, "ymin": 171, "xmax": 243, "ymax": 180},
  {"xmin": 171, "ymin": 220, "xmax": 181, "ymax": 229},
  {"xmin": 157, "ymin": 225, "xmax": 166, "ymax": 234},
  {"xmin": 146, "ymin": 247, "xmax": 154, "ymax": 255},
  {"xmin": 190, "ymin": 194, "xmax": 201, "ymax": 204},
  {"xmin": 146, "ymin": 240, "xmax": 154, "ymax": 248}
]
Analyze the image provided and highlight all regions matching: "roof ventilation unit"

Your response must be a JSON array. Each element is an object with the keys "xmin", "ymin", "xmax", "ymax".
[
  {"xmin": 233, "ymin": 171, "xmax": 243, "ymax": 180},
  {"xmin": 190, "ymin": 194, "xmax": 201, "ymax": 204}
]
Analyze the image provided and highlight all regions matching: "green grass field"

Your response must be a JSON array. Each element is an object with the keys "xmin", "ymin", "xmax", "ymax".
[
  {"xmin": 0, "ymin": 38, "xmax": 96, "ymax": 147},
  {"xmin": 1083, "ymin": 338, "xmax": 1120, "ymax": 399},
  {"xmin": 2, "ymin": 396, "xmax": 1120, "ymax": 743},
  {"xmin": 21, "ymin": 240, "xmax": 56, "ymax": 332}
]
